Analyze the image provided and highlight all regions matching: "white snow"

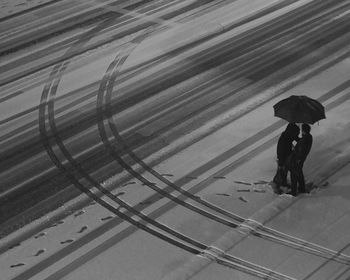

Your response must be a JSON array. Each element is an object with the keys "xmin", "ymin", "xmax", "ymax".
[{"xmin": 1, "ymin": 1, "xmax": 350, "ymax": 280}]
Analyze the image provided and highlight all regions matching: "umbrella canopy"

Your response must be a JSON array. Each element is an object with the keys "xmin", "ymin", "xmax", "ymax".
[{"xmin": 273, "ymin": 95, "xmax": 326, "ymax": 124}]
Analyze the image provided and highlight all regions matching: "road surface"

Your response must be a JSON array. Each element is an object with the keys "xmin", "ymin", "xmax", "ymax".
[{"xmin": 0, "ymin": 0, "xmax": 350, "ymax": 279}]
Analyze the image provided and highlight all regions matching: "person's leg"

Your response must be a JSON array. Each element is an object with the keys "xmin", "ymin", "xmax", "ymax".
[
  {"xmin": 273, "ymin": 166, "xmax": 283, "ymax": 194},
  {"xmin": 290, "ymin": 169, "xmax": 298, "ymax": 196},
  {"xmin": 280, "ymin": 166, "xmax": 288, "ymax": 186},
  {"xmin": 298, "ymin": 162, "xmax": 306, "ymax": 193}
]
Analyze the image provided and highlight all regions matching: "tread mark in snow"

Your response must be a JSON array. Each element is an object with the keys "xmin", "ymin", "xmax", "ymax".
[
  {"xmin": 60, "ymin": 239, "xmax": 74, "ymax": 244},
  {"xmin": 10, "ymin": 263, "xmax": 25, "ymax": 268},
  {"xmin": 215, "ymin": 193, "xmax": 230, "ymax": 196},
  {"xmin": 34, "ymin": 249, "xmax": 46, "ymax": 256},
  {"xmin": 74, "ymin": 210, "xmax": 85, "ymax": 217},
  {"xmin": 234, "ymin": 181, "xmax": 251, "ymax": 185},
  {"xmin": 77, "ymin": 226, "xmax": 88, "ymax": 233},
  {"xmin": 34, "ymin": 232, "xmax": 46, "ymax": 239},
  {"xmin": 114, "ymin": 191, "xmax": 125, "ymax": 197},
  {"xmin": 101, "ymin": 216, "xmax": 113, "ymax": 221}
]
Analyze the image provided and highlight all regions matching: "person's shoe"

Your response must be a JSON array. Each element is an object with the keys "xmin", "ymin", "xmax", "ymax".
[
  {"xmin": 286, "ymin": 189, "xmax": 297, "ymax": 196},
  {"xmin": 299, "ymin": 190, "xmax": 309, "ymax": 194},
  {"xmin": 275, "ymin": 188, "xmax": 283, "ymax": 195}
]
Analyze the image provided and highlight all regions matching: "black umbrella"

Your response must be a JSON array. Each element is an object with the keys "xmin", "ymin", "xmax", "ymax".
[{"xmin": 273, "ymin": 95, "xmax": 326, "ymax": 124}]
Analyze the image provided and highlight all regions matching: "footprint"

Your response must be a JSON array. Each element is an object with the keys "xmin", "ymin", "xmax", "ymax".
[
  {"xmin": 122, "ymin": 181, "xmax": 136, "ymax": 187},
  {"xmin": 161, "ymin": 174, "xmax": 174, "ymax": 177},
  {"xmin": 74, "ymin": 210, "xmax": 85, "ymax": 217},
  {"xmin": 139, "ymin": 200, "xmax": 152, "ymax": 205},
  {"xmin": 114, "ymin": 191, "xmax": 125, "ymax": 197},
  {"xmin": 49, "ymin": 220, "xmax": 64, "ymax": 228},
  {"xmin": 34, "ymin": 232, "xmax": 46, "ymax": 239},
  {"xmin": 77, "ymin": 226, "xmax": 88, "ymax": 234},
  {"xmin": 8, "ymin": 243, "xmax": 21, "ymax": 250},
  {"xmin": 237, "ymin": 189, "xmax": 250, "ymax": 192},
  {"xmin": 101, "ymin": 216, "xmax": 113, "ymax": 221},
  {"xmin": 253, "ymin": 180, "xmax": 269, "ymax": 185},
  {"xmin": 253, "ymin": 189, "xmax": 266, "ymax": 193},
  {"xmin": 60, "ymin": 239, "xmax": 74, "ymax": 244},
  {"xmin": 215, "ymin": 193, "xmax": 230, "ymax": 196},
  {"xmin": 10, "ymin": 263, "xmax": 25, "ymax": 268},
  {"xmin": 213, "ymin": 176, "xmax": 226, "ymax": 179},
  {"xmin": 48, "ymin": 223, "xmax": 58, "ymax": 228},
  {"xmin": 88, "ymin": 201, "xmax": 96, "ymax": 206},
  {"xmin": 34, "ymin": 249, "xmax": 46, "ymax": 256},
  {"xmin": 239, "ymin": 196, "xmax": 248, "ymax": 203},
  {"xmin": 234, "ymin": 181, "xmax": 251, "ymax": 186}
]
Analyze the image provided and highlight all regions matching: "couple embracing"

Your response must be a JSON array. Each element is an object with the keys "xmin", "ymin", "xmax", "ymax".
[{"xmin": 274, "ymin": 123, "xmax": 313, "ymax": 196}]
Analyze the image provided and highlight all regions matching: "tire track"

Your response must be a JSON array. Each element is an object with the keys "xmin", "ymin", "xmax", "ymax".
[
  {"xmin": 35, "ymin": 20, "xmax": 296, "ymax": 280},
  {"xmin": 30, "ymin": 4, "xmax": 306, "ymax": 280},
  {"xmin": 3, "ymin": 0, "xmax": 350, "ymax": 255},
  {"xmin": 9, "ymin": 2, "xmax": 294, "ymax": 280},
  {"xmin": 3, "ymin": 1, "xmax": 350, "ymax": 278}
]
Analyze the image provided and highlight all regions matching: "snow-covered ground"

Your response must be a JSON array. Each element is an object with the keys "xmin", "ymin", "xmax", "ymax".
[
  {"xmin": 1, "ymin": 0, "xmax": 350, "ymax": 280},
  {"xmin": 2, "ymin": 58, "xmax": 349, "ymax": 279}
]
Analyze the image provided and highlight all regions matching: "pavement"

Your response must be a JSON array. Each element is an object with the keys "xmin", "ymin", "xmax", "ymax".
[{"xmin": 1, "ymin": 0, "xmax": 350, "ymax": 280}]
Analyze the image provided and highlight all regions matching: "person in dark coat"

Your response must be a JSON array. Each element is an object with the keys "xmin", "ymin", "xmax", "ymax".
[
  {"xmin": 274, "ymin": 123, "xmax": 300, "ymax": 192},
  {"xmin": 290, "ymin": 123, "xmax": 313, "ymax": 196}
]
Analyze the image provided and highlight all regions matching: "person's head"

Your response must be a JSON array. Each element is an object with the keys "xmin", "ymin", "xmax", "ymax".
[
  {"xmin": 286, "ymin": 123, "xmax": 299, "ymax": 137},
  {"xmin": 302, "ymin": 123, "xmax": 311, "ymax": 135}
]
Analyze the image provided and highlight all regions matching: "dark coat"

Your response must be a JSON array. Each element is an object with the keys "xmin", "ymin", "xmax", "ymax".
[
  {"xmin": 294, "ymin": 133, "xmax": 313, "ymax": 163},
  {"xmin": 277, "ymin": 131, "xmax": 296, "ymax": 165}
]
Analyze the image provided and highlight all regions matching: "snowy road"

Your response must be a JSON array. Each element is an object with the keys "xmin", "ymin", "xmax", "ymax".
[{"xmin": 0, "ymin": 0, "xmax": 350, "ymax": 279}]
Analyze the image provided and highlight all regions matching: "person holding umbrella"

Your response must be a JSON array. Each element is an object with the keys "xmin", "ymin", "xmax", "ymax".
[
  {"xmin": 274, "ymin": 123, "xmax": 300, "ymax": 193},
  {"xmin": 290, "ymin": 123, "xmax": 313, "ymax": 196},
  {"xmin": 273, "ymin": 95, "xmax": 325, "ymax": 195}
]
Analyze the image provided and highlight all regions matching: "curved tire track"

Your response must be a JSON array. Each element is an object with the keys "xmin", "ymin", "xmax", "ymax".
[
  {"xmin": 6, "ymin": 1, "xmax": 350, "ymax": 279},
  {"xmin": 32, "ymin": 4, "xmax": 296, "ymax": 280}
]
